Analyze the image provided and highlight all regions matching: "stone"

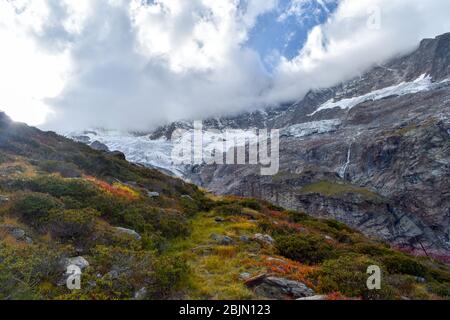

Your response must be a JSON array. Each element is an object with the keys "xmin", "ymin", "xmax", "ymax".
[
  {"xmin": 215, "ymin": 216, "xmax": 225, "ymax": 222},
  {"xmin": 297, "ymin": 295, "xmax": 327, "ymax": 300},
  {"xmin": 0, "ymin": 225, "xmax": 30, "ymax": 243},
  {"xmin": 246, "ymin": 274, "xmax": 315, "ymax": 299},
  {"xmin": 211, "ymin": 233, "xmax": 233, "ymax": 245},
  {"xmin": 90, "ymin": 140, "xmax": 110, "ymax": 152},
  {"xmin": 0, "ymin": 195, "xmax": 9, "ymax": 203},
  {"xmin": 239, "ymin": 273, "xmax": 251, "ymax": 281},
  {"xmin": 62, "ymin": 256, "xmax": 90, "ymax": 272},
  {"xmin": 114, "ymin": 227, "xmax": 142, "ymax": 241},
  {"xmin": 147, "ymin": 191, "xmax": 160, "ymax": 198},
  {"xmin": 110, "ymin": 151, "xmax": 126, "ymax": 160},
  {"xmin": 254, "ymin": 233, "xmax": 275, "ymax": 245},
  {"xmin": 134, "ymin": 287, "xmax": 148, "ymax": 300},
  {"xmin": 181, "ymin": 194, "xmax": 194, "ymax": 201},
  {"xmin": 239, "ymin": 235, "xmax": 250, "ymax": 242}
]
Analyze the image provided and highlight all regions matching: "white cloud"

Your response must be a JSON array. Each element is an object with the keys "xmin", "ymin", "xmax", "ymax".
[
  {"xmin": 0, "ymin": 0, "xmax": 449, "ymax": 130},
  {"xmin": 268, "ymin": 0, "xmax": 450, "ymax": 103}
]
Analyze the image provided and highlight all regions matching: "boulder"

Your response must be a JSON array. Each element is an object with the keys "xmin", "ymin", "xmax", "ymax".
[
  {"xmin": 134, "ymin": 287, "xmax": 148, "ymax": 300},
  {"xmin": 245, "ymin": 274, "xmax": 315, "ymax": 299},
  {"xmin": 61, "ymin": 256, "xmax": 90, "ymax": 272},
  {"xmin": 90, "ymin": 140, "xmax": 110, "ymax": 152},
  {"xmin": 114, "ymin": 227, "xmax": 142, "ymax": 241},
  {"xmin": 254, "ymin": 233, "xmax": 275, "ymax": 245},
  {"xmin": 297, "ymin": 295, "xmax": 327, "ymax": 301},
  {"xmin": 239, "ymin": 273, "xmax": 251, "ymax": 280},
  {"xmin": 147, "ymin": 191, "xmax": 160, "ymax": 198},
  {"xmin": 0, "ymin": 225, "xmax": 31, "ymax": 243},
  {"xmin": 215, "ymin": 216, "xmax": 225, "ymax": 223},
  {"xmin": 110, "ymin": 151, "xmax": 126, "ymax": 160}
]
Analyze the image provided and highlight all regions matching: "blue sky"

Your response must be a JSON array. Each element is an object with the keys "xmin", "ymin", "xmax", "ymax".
[{"xmin": 245, "ymin": 0, "xmax": 338, "ymax": 70}]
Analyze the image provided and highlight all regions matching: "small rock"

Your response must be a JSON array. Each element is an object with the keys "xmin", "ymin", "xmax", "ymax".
[
  {"xmin": 246, "ymin": 275, "xmax": 314, "ymax": 299},
  {"xmin": 239, "ymin": 235, "xmax": 250, "ymax": 242},
  {"xmin": 415, "ymin": 277, "xmax": 426, "ymax": 283},
  {"xmin": 114, "ymin": 227, "xmax": 142, "ymax": 241},
  {"xmin": 297, "ymin": 295, "xmax": 327, "ymax": 301},
  {"xmin": 134, "ymin": 287, "xmax": 148, "ymax": 300},
  {"xmin": 266, "ymin": 257, "xmax": 286, "ymax": 264},
  {"xmin": 239, "ymin": 273, "xmax": 251, "ymax": 281},
  {"xmin": 0, "ymin": 195, "xmax": 9, "ymax": 203},
  {"xmin": 215, "ymin": 216, "xmax": 225, "ymax": 222},
  {"xmin": 181, "ymin": 194, "xmax": 194, "ymax": 201},
  {"xmin": 211, "ymin": 233, "xmax": 233, "ymax": 245},
  {"xmin": 325, "ymin": 235, "xmax": 333, "ymax": 241},
  {"xmin": 0, "ymin": 225, "xmax": 30, "ymax": 243},
  {"xmin": 147, "ymin": 191, "xmax": 160, "ymax": 198},
  {"xmin": 254, "ymin": 233, "xmax": 275, "ymax": 245},
  {"xmin": 61, "ymin": 256, "xmax": 90, "ymax": 272}
]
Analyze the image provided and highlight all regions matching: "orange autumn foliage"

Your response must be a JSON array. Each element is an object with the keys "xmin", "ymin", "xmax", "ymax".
[
  {"xmin": 258, "ymin": 256, "xmax": 317, "ymax": 289},
  {"xmin": 85, "ymin": 176, "xmax": 139, "ymax": 200}
]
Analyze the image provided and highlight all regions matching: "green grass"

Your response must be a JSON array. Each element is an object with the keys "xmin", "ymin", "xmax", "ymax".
[{"xmin": 298, "ymin": 181, "xmax": 381, "ymax": 200}]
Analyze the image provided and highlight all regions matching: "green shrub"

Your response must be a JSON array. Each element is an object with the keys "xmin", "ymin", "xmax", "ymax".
[
  {"xmin": 37, "ymin": 160, "xmax": 82, "ymax": 178},
  {"xmin": 149, "ymin": 255, "xmax": 189, "ymax": 299},
  {"xmin": 19, "ymin": 176, "xmax": 97, "ymax": 202},
  {"xmin": 239, "ymin": 199, "xmax": 262, "ymax": 211},
  {"xmin": 214, "ymin": 204, "xmax": 244, "ymax": 216},
  {"xmin": 12, "ymin": 192, "xmax": 62, "ymax": 224},
  {"xmin": 382, "ymin": 254, "xmax": 427, "ymax": 277},
  {"xmin": 45, "ymin": 208, "xmax": 100, "ymax": 241},
  {"xmin": 275, "ymin": 234, "xmax": 335, "ymax": 265},
  {"xmin": 313, "ymin": 254, "xmax": 396, "ymax": 300}
]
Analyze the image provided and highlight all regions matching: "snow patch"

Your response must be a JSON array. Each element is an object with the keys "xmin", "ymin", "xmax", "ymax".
[
  {"xmin": 282, "ymin": 119, "xmax": 341, "ymax": 138},
  {"xmin": 310, "ymin": 74, "xmax": 434, "ymax": 116}
]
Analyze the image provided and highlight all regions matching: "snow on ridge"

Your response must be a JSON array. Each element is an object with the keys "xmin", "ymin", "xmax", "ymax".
[{"xmin": 310, "ymin": 74, "xmax": 434, "ymax": 116}]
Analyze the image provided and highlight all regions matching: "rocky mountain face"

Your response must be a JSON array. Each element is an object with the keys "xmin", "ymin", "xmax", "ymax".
[{"xmin": 174, "ymin": 33, "xmax": 450, "ymax": 261}]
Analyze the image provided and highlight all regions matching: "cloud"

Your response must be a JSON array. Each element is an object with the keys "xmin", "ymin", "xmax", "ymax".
[
  {"xmin": 268, "ymin": 0, "xmax": 450, "ymax": 103},
  {"xmin": 0, "ymin": 0, "xmax": 449, "ymax": 131}
]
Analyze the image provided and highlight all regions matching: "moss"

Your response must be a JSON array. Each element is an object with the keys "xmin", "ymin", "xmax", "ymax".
[{"xmin": 299, "ymin": 181, "xmax": 381, "ymax": 200}]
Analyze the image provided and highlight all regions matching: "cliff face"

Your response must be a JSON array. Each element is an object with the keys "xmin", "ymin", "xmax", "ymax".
[{"xmin": 182, "ymin": 33, "xmax": 450, "ymax": 260}]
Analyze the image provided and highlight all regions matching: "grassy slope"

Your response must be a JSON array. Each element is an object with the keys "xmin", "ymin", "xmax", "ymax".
[{"xmin": 0, "ymin": 113, "xmax": 449, "ymax": 300}]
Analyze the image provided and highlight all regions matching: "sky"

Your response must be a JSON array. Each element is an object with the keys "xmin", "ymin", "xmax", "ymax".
[{"xmin": 0, "ymin": 0, "xmax": 449, "ymax": 131}]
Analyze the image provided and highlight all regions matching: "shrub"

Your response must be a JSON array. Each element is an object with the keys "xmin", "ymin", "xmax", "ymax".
[
  {"xmin": 45, "ymin": 208, "xmax": 101, "ymax": 241},
  {"xmin": 314, "ymin": 254, "xmax": 396, "ymax": 299},
  {"xmin": 12, "ymin": 192, "xmax": 62, "ymax": 224},
  {"xmin": 275, "ymin": 234, "xmax": 335, "ymax": 265},
  {"xmin": 239, "ymin": 199, "xmax": 262, "ymax": 211},
  {"xmin": 37, "ymin": 160, "xmax": 82, "ymax": 178},
  {"xmin": 382, "ymin": 254, "xmax": 427, "ymax": 277},
  {"xmin": 214, "ymin": 204, "xmax": 244, "ymax": 216},
  {"xmin": 148, "ymin": 255, "xmax": 189, "ymax": 299},
  {"xmin": 19, "ymin": 176, "xmax": 97, "ymax": 202}
]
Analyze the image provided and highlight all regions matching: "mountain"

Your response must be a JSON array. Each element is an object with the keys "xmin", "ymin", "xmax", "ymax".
[
  {"xmin": 69, "ymin": 33, "xmax": 450, "ymax": 263},
  {"xmin": 184, "ymin": 32, "xmax": 450, "ymax": 262},
  {"xmin": 2, "ymin": 111, "xmax": 450, "ymax": 300}
]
